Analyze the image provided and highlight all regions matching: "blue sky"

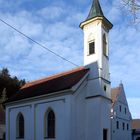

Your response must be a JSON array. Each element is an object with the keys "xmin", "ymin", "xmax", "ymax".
[{"xmin": 0, "ymin": 0, "xmax": 140, "ymax": 118}]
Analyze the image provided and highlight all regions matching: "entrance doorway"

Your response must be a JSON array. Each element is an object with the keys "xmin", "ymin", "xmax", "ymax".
[{"xmin": 103, "ymin": 129, "xmax": 108, "ymax": 140}]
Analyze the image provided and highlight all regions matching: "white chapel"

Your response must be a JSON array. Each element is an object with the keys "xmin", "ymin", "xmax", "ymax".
[{"xmin": 5, "ymin": 0, "xmax": 114, "ymax": 140}]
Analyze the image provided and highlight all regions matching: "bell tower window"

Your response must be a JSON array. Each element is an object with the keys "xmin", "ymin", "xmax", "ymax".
[
  {"xmin": 103, "ymin": 34, "xmax": 107, "ymax": 56},
  {"xmin": 88, "ymin": 41, "xmax": 95, "ymax": 55}
]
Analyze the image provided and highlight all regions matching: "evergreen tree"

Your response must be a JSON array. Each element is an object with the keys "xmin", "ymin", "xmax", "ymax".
[{"xmin": 0, "ymin": 68, "xmax": 26, "ymax": 99}]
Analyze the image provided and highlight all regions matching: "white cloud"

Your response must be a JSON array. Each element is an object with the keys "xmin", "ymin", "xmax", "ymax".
[
  {"xmin": 128, "ymin": 98, "xmax": 140, "ymax": 119},
  {"xmin": 38, "ymin": 6, "xmax": 65, "ymax": 20},
  {"xmin": 110, "ymin": 24, "xmax": 140, "ymax": 86},
  {"xmin": 0, "ymin": 0, "xmax": 139, "ymax": 121},
  {"xmin": 0, "ymin": 1, "xmax": 85, "ymax": 81},
  {"xmin": 0, "ymin": 0, "xmax": 139, "ymax": 108}
]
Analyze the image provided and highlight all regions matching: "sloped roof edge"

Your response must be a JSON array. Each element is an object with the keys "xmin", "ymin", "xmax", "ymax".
[{"xmin": 5, "ymin": 67, "xmax": 89, "ymax": 104}]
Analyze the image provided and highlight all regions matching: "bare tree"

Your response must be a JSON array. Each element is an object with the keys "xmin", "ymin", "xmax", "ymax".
[{"xmin": 121, "ymin": 0, "xmax": 140, "ymax": 24}]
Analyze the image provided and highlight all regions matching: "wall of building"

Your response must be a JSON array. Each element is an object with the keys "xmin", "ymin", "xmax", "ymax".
[
  {"xmin": 71, "ymin": 76, "xmax": 111, "ymax": 140},
  {"xmin": 6, "ymin": 92, "xmax": 72, "ymax": 140},
  {"xmin": 111, "ymin": 100, "xmax": 132, "ymax": 140}
]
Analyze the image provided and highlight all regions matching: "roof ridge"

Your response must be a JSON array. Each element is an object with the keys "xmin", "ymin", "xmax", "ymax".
[
  {"xmin": 111, "ymin": 86, "xmax": 120, "ymax": 90},
  {"xmin": 21, "ymin": 66, "xmax": 86, "ymax": 89},
  {"xmin": 133, "ymin": 119, "xmax": 140, "ymax": 121}
]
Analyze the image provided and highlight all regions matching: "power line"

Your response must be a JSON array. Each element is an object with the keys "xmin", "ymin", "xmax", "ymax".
[{"xmin": 0, "ymin": 18, "xmax": 79, "ymax": 67}]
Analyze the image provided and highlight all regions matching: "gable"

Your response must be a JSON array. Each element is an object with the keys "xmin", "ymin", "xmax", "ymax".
[
  {"xmin": 111, "ymin": 84, "xmax": 128, "ymax": 106},
  {"xmin": 5, "ymin": 67, "xmax": 89, "ymax": 104},
  {"xmin": 117, "ymin": 86, "xmax": 128, "ymax": 105}
]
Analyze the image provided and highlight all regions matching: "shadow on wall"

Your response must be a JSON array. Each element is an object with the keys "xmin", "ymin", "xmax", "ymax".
[
  {"xmin": 0, "ymin": 132, "xmax": 5, "ymax": 140},
  {"xmin": 3, "ymin": 133, "xmax": 5, "ymax": 140},
  {"xmin": 84, "ymin": 61, "xmax": 99, "ymax": 78}
]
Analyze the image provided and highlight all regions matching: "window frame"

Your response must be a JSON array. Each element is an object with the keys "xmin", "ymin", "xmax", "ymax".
[
  {"xmin": 127, "ymin": 123, "xmax": 129, "ymax": 130},
  {"xmin": 122, "ymin": 122, "xmax": 125, "ymax": 130},
  {"xmin": 88, "ymin": 41, "xmax": 95, "ymax": 55},
  {"xmin": 16, "ymin": 113, "xmax": 24, "ymax": 139},
  {"xmin": 125, "ymin": 107, "xmax": 127, "ymax": 114},
  {"xmin": 119, "ymin": 105, "xmax": 122, "ymax": 112},
  {"xmin": 103, "ymin": 34, "xmax": 108, "ymax": 57},
  {"xmin": 44, "ymin": 109, "xmax": 55, "ymax": 139},
  {"xmin": 116, "ymin": 121, "xmax": 119, "ymax": 129},
  {"xmin": 104, "ymin": 85, "xmax": 107, "ymax": 92}
]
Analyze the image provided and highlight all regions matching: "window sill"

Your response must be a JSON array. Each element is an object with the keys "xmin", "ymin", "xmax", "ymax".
[
  {"xmin": 44, "ymin": 137, "xmax": 55, "ymax": 139},
  {"xmin": 44, "ymin": 138, "xmax": 55, "ymax": 140},
  {"xmin": 16, "ymin": 137, "xmax": 24, "ymax": 140},
  {"xmin": 87, "ymin": 53, "xmax": 95, "ymax": 56}
]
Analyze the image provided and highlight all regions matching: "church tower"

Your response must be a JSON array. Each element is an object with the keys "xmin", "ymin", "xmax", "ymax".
[
  {"xmin": 80, "ymin": 1, "xmax": 113, "ymax": 140},
  {"xmin": 80, "ymin": 0, "xmax": 113, "ymax": 98}
]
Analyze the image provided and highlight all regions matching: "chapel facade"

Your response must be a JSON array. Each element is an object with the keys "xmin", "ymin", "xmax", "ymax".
[{"xmin": 5, "ymin": 0, "xmax": 113, "ymax": 140}]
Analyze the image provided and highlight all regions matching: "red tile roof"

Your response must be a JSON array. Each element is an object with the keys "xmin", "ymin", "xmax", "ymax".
[
  {"xmin": 111, "ymin": 84, "xmax": 122, "ymax": 108},
  {"xmin": 132, "ymin": 119, "xmax": 140, "ymax": 129},
  {"xmin": 111, "ymin": 87, "xmax": 121, "ymax": 102},
  {"xmin": 5, "ymin": 67, "xmax": 89, "ymax": 103},
  {"xmin": 0, "ymin": 104, "xmax": 5, "ymax": 124}
]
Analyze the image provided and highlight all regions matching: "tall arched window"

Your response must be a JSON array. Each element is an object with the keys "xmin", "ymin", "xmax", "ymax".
[
  {"xmin": 44, "ymin": 109, "xmax": 55, "ymax": 138},
  {"xmin": 16, "ymin": 113, "xmax": 24, "ymax": 138},
  {"xmin": 103, "ymin": 34, "xmax": 107, "ymax": 56}
]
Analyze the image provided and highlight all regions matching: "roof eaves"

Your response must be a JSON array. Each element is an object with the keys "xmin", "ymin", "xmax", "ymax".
[{"xmin": 4, "ymin": 88, "xmax": 73, "ymax": 107}]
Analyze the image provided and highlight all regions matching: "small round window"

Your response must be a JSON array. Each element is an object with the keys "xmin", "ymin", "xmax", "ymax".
[{"xmin": 104, "ymin": 85, "xmax": 107, "ymax": 92}]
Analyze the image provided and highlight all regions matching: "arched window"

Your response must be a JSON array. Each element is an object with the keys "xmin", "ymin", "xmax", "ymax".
[
  {"xmin": 16, "ymin": 113, "xmax": 24, "ymax": 138},
  {"xmin": 44, "ymin": 109, "xmax": 55, "ymax": 138},
  {"xmin": 103, "ymin": 34, "xmax": 107, "ymax": 56}
]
